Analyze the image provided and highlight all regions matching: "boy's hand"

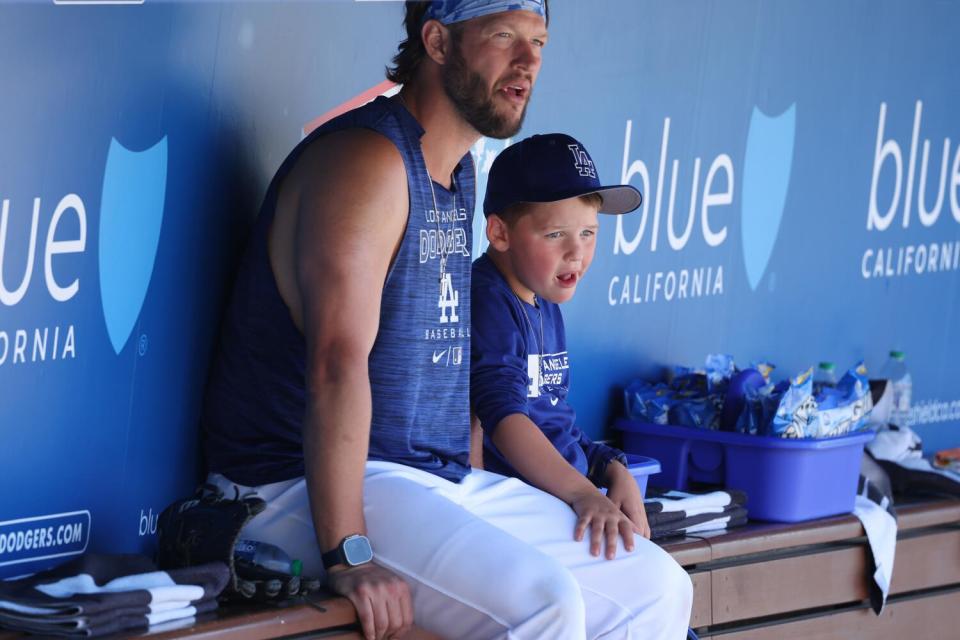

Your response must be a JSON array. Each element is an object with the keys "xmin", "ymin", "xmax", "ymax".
[
  {"xmin": 605, "ymin": 460, "xmax": 651, "ymax": 539},
  {"xmin": 569, "ymin": 490, "xmax": 638, "ymax": 559}
]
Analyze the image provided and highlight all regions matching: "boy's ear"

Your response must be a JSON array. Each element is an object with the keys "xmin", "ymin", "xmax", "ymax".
[
  {"xmin": 486, "ymin": 214, "xmax": 511, "ymax": 252},
  {"xmin": 422, "ymin": 19, "xmax": 452, "ymax": 64}
]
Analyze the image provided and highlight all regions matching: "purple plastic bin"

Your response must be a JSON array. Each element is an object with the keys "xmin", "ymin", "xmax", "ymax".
[
  {"xmin": 624, "ymin": 454, "xmax": 661, "ymax": 499},
  {"xmin": 615, "ymin": 419, "xmax": 875, "ymax": 522}
]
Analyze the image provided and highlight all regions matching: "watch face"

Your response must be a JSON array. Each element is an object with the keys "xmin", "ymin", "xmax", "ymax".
[{"xmin": 343, "ymin": 535, "xmax": 374, "ymax": 566}]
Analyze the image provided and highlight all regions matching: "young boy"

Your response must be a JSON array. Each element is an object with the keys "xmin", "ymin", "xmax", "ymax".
[{"xmin": 471, "ymin": 133, "xmax": 650, "ymax": 560}]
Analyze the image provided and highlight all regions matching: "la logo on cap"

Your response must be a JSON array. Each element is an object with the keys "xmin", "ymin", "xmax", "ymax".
[{"xmin": 567, "ymin": 144, "xmax": 596, "ymax": 179}]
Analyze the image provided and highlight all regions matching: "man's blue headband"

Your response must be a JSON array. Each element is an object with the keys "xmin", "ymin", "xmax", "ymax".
[{"xmin": 424, "ymin": 0, "xmax": 546, "ymax": 26}]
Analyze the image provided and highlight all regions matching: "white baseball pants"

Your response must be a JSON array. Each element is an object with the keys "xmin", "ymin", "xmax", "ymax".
[{"xmin": 209, "ymin": 461, "xmax": 692, "ymax": 640}]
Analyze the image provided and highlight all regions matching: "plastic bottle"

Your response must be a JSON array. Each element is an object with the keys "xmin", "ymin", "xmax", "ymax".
[
  {"xmin": 880, "ymin": 350, "xmax": 912, "ymax": 427},
  {"xmin": 234, "ymin": 539, "xmax": 303, "ymax": 576},
  {"xmin": 814, "ymin": 362, "xmax": 837, "ymax": 389}
]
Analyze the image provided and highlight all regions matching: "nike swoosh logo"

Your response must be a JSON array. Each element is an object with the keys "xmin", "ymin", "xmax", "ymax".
[{"xmin": 432, "ymin": 349, "xmax": 447, "ymax": 364}]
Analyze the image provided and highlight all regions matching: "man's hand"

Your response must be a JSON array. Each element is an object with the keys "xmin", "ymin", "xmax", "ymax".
[
  {"xmin": 605, "ymin": 460, "xmax": 651, "ymax": 539},
  {"xmin": 569, "ymin": 489, "xmax": 638, "ymax": 559},
  {"xmin": 326, "ymin": 563, "xmax": 413, "ymax": 640}
]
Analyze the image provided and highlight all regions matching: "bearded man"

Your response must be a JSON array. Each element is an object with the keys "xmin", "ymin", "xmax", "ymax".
[{"xmin": 201, "ymin": 2, "xmax": 691, "ymax": 639}]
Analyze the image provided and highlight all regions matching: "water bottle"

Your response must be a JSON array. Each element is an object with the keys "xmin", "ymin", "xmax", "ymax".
[
  {"xmin": 880, "ymin": 350, "xmax": 912, "ymax": 427},
  {"xmin": 234, "ymin": 539, "xmax": 303, "ymax": 576},
  {"xmin": 813, "ymin": 362, "xmax": 837, "ymax": 390}
]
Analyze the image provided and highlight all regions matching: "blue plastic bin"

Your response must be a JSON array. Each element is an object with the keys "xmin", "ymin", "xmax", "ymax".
[
  {"xmin": 615, "ymin": 419, "xmax": 875, "ymax": 522},
  {"xmin": 624, "ymin": 454, "xmax": 661, "ymax": 499}
]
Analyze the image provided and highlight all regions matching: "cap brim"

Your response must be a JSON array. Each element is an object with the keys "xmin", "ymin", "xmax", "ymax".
[
  {"xmin": 592, "ymin": 185, "xmax": 643, "ymax": 215},
  {"xmin": 486, "ymin": 184, "xmax": 643, "ymax": 216}
]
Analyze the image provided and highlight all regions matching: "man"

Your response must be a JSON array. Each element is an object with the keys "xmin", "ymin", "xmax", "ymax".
[{"xmin": 202, "ymin": 2, "xmax": 691, "ymax": 639}]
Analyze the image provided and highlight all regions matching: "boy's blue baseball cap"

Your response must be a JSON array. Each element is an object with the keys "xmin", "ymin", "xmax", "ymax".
[
  {"xmin": 483, "ymin": 133, "xmax": 642, "ymax": 217},
  {"xmin": 424, "ymin": 0, "xmax": 546, "ymax": 25}
]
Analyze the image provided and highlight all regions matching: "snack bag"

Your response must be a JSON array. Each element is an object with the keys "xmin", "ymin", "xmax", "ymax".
[
  {"xmin": 770, "ymin": 368, "xmax": 818, "ymax": 438},
  {"xmin": 807, "ymin": 361, "xmax": 873, "ymax": 437},
  {"xmin": 624, "ymin": 380, "xmax": 673, "ymax": 424}
]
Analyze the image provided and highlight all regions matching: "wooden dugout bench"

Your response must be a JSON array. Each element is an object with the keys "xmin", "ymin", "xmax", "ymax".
[
  {"xmin": 2, "ymin": 498, "xmax": 958, "ymax": 639},
  {"xmin": 670, "ymin": 497, "xmax": 960, "ymax": 639}
]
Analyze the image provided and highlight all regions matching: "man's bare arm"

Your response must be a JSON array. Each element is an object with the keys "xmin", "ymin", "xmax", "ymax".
[{"xmin": 282, "ymin": 128, "xmax": 412, "ymax": 639}]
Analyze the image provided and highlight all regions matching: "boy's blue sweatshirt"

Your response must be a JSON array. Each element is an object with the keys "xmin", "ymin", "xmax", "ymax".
[{"xmin": 471, "ymin": 253, "xmax": 625, "ymax": 486}]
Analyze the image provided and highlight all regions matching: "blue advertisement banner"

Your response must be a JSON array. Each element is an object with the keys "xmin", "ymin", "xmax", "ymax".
[
  {"xmin": 536, "ymin": 2, "xmax": 960, "ymax": 460},
  {"xmin": 1, "ymin": 0, "xmax": 957, "ymax": 578},
  {"xmin": 0, "ymin": 512, "xmax": 90, "ymax": 573}
]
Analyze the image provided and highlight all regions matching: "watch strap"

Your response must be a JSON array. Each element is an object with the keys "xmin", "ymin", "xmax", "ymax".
[{"xmin": 321, "ymin": 545, "xmax": 346, "ymax": 570}]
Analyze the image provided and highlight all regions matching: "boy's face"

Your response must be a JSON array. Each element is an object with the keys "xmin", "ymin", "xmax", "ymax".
[{"xmin": 489, "ymin": 196, "xmax": 600, "ymax": 304}]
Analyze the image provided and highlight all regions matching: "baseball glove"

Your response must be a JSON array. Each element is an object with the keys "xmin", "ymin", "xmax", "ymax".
[{"xmin": 156, "ymin": 484, "xmax": 321, "ymax": 601}]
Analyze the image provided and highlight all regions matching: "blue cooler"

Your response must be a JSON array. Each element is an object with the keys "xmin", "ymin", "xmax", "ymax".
[{"xmin": 615, "ymin": 419, "xmax": 875, "ymax": 522}]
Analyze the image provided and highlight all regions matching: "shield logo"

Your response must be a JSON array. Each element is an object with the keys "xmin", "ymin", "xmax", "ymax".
[
  {"xmin": 98, "ymin": 136, "xmax": 168, "ymax": 355},
  {"xmin": 740, "ymin": 104, "xmax": 796, "ymax": 291}
]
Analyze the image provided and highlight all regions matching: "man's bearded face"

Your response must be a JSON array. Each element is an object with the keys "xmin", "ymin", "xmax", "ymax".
[{"xmin": 442, "ymin": 37, "xmax": 530, "ymax": 139}]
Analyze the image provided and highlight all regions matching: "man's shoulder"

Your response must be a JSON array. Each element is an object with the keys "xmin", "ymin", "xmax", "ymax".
[
  {"xmin": 285, "ymin": 128, "xmax": 407, "ymax": 206},
  {"xmin": 298, "ymin": 128, "xmax": 404, "ymax": 177},
  {"xmin": 292, "ymin": 96, "xmax": 411, "ymax": 178}
]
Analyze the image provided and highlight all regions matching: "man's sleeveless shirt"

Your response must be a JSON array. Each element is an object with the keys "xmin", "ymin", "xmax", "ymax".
[{"xmin": 202, "ymin": 97, "xmax": 473, "ymax": 486}]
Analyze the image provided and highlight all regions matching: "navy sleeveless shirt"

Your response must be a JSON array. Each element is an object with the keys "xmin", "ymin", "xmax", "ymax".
[{"xmin": 203, "ymin": 97, "xmax": 473, "ymax": 486}]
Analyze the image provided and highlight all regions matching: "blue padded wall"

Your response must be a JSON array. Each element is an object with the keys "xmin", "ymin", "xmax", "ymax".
[{"xmin": 1, "ymin": 1, "xmax": 957, "ymax": 577}]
